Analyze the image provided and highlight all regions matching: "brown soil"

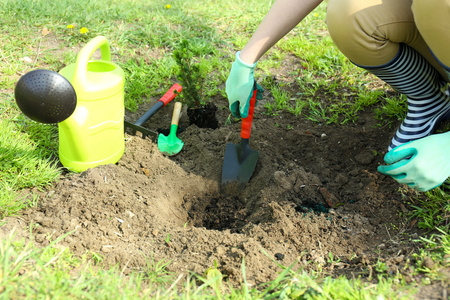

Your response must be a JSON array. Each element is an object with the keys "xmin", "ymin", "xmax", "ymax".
[
  {"xmin": 4, "ymin": 95, "xmax": 445, "ymax": 294},
  {"xmin": 2, "ymin": 38, "xmax": 449, "ymax": 298}
]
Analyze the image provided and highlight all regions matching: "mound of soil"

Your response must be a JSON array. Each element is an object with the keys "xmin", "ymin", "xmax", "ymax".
[{"xmin": 2, "ymin": 88, "xmax": 446, "ymax": 297}]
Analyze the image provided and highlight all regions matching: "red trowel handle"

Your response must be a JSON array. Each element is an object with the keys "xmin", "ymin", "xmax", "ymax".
[
  {"xmin": 159, "ymin": 83, "xmax": 183, "ymax": 106},
  {"xmin": 241, "ymin": 83, "xmax": 257, "ymax": 139},
  {"xmin": 134, "ymin": 83, "xmax": 183, "ymax": 126}
]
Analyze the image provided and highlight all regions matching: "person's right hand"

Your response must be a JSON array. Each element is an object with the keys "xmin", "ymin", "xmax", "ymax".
[{"xmin": 226, "ymin": 52, "xmax": 263, "ymax": 118}]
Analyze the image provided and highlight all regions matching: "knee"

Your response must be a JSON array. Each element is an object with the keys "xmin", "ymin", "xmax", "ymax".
[
  {"xmin": 411, "ymin": 0, "xmax": 450, "ymax": 32},
  {"xmin": 412, "ymin": 0, "xmax": 450, "ymax": 20},
  {"xmin": 411, "ymin": 0, "xmax": 450, "ymax": 66}
]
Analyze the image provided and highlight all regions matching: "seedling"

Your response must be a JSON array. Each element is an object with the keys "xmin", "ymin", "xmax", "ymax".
[
  {"xmin": 164, "ymin": 234, "xmax": 171, "ymax": 247},
  {"xmin": 173, "ymin": 39, "xmax": 206, "ymax": 109},
  {"xmin": 327, "ymin": 252, "xmax": 341, "ymax": 265},
  {"xmin": 375, "ymin": 259, "xmax": 389, "ymax": 273},
  {"xmin": 90, "ymin": 251, "xmax": 103, "ymax": 264}
]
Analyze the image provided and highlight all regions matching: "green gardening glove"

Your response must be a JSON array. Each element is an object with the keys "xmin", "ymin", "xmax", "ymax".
[
  {"xmin": 226, "ymin": 51, "xmax": 264, "ymax": 118},
  {"xmin": 378, "ymin": 132, "xmax": 450, "ymax": 192}
]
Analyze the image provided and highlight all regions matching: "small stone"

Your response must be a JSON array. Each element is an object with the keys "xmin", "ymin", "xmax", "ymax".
[
  {"xmin": 336, "ymin": 173, "xmax": 348, "ymax": 185},
  {"xmin": 216, "ymin": 246, "xmax": 226, "ymax": 256},
  {"xmin": 101, "ymin": 245, "xmax": 114, "ymax": 253},
  {"xmin": 152, "ymin": 229, "xmax": 159, "ymax": 237},
  {"xmin": 314, "ymin": 255, "xmax": 325, "ymax": 265},
  {"xmin": 35, "ymin": 234, "xmax": 45, "ymax": 243},
  {"xmin": 393, "ymin": 255, "xmax": 404, "ymax": 264},
  {"xmin": 223, "ymin": 266, "xmax": 237, "ymax": 276},
  {"xmin": 422, "ymin": 257, "xmax": 435, "ymax": 270},
  {"xmin": 319, "ymin": 187, "xmax": 339, "ymax": 208},
  {"xmin": 321, "ymin": 133, "xmax": 327, "ymax": 138},
  {"xmin": 125, "ymin": 210, "xmax": 135, "ymax": 218},
  {"xmin": 275, "ymin": 253, "xmax": 285, "ymax": 260},
  {"xmin": 404, "ymin": 275, "xmax": 413, "ymax": 283},
  {"xmin": 273, "ymin": 171, "xmax": 293, "ymax": 189},
  {"xmin": 355, "ymin": 151, "xmax": 374, "ymax": 165},
  {"xmin": 119, "ymin": 222, "xmax": 131, "ymax": 235},
  {"xmin": 40, "ymin": 217, "xmax": 53, "ymax": 227},
  {"xmin": 21, "ymin": 56, "xmax": 33, "ymax": 63},
  {"xmin": 399, "ymin": 204, "xmax": 409, "ymax": 214}
]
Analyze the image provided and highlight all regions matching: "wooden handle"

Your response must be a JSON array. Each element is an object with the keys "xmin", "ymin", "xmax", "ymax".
[{"xmin": 171, "ymin": 102, "xmax": 182, "ymax": 126}]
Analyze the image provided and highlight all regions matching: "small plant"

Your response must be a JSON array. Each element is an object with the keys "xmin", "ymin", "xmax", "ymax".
[
  {"xmin": 173, "ymin": 39, "xmax": 206, "ymax": 108},
  {"xmin": 164, "ymin": 234, "xmax": 171, "ymax": 247},
  {"xmin": 90, "ymin": 251, "xmax": 103, "ymax": 264},
  {"xmin": 142, "ymin": 252, "xmax": 174, "ymax": 285},
  {"xmin": 375, "ymin": 259, "xmax": 389, "ymax": 273},
  {"xmin": 64, "ymin": 24, "xmax": 92, "ymax": 42},
  {"xmin": 327, "ymin": 252, "xmax": 341, "ymax": 265},
  {"xmin": 203, "ymin": 260, "xmax": 224, "ymax": 298},
  {"xmin": 173, "ymin": 39, "xmax": 219, "ymax": 129},
  {"xmin": 224, "ymin": 114, "xmax": 233, "ymax": 126}
]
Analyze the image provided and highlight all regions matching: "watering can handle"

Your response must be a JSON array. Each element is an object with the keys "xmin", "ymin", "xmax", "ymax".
[
  {"xmin": 71, "ymin": 36, "xmax": 112, "ymax": 90},
  {"xmin": 241, "ymin": 82, "xmax": 257, "ymax": 139}
]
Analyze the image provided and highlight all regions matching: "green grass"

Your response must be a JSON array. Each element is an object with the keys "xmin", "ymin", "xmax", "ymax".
[
  {"xmin": 0, "ymin": 96, "xmax": 60, "ymax": 218},
  {"xmin": 0, "ymin": 0, "xmax": 448, "ymax": 298},
  {"xmin": 256, "ymin": 9, "xmax": 399, "ymax": 124},
  {"xmin": 410, "ymin": 188, "xmax": 450, "ymax": 232},
  {"xmin": 0, "ymin": 230, "xmax": 411, "ymax": 299}
]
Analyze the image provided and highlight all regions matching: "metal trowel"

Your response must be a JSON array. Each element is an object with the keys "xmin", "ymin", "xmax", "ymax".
[{"xmin": 221, "ymin": 83, "xmax": 259, "ymax": 189}]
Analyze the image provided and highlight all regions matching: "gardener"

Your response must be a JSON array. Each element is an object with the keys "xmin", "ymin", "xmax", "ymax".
[{"xmin": 225, "ymin": 0, "xmax": 450, "ymax": 192}]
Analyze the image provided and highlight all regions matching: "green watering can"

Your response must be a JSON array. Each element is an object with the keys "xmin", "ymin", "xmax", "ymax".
[{"xmin": 58, "ymin": 36, "xmax": 125, "ymax": 172}]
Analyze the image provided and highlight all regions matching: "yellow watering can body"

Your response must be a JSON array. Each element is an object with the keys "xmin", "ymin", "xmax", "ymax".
[{"xmin": 58, "ymin": 36, "xmax": 125, "ymax": 172}]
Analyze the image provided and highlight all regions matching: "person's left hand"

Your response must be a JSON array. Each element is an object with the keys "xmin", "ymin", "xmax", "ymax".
[{"xmin": 377, "ymin": 132, "xmax": 450, "ymax": 192}]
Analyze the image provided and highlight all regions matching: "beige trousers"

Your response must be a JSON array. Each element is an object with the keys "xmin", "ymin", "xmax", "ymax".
[{"xmin": 326, "ymin": 0, "xmax": 450, "ymax": 79}]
